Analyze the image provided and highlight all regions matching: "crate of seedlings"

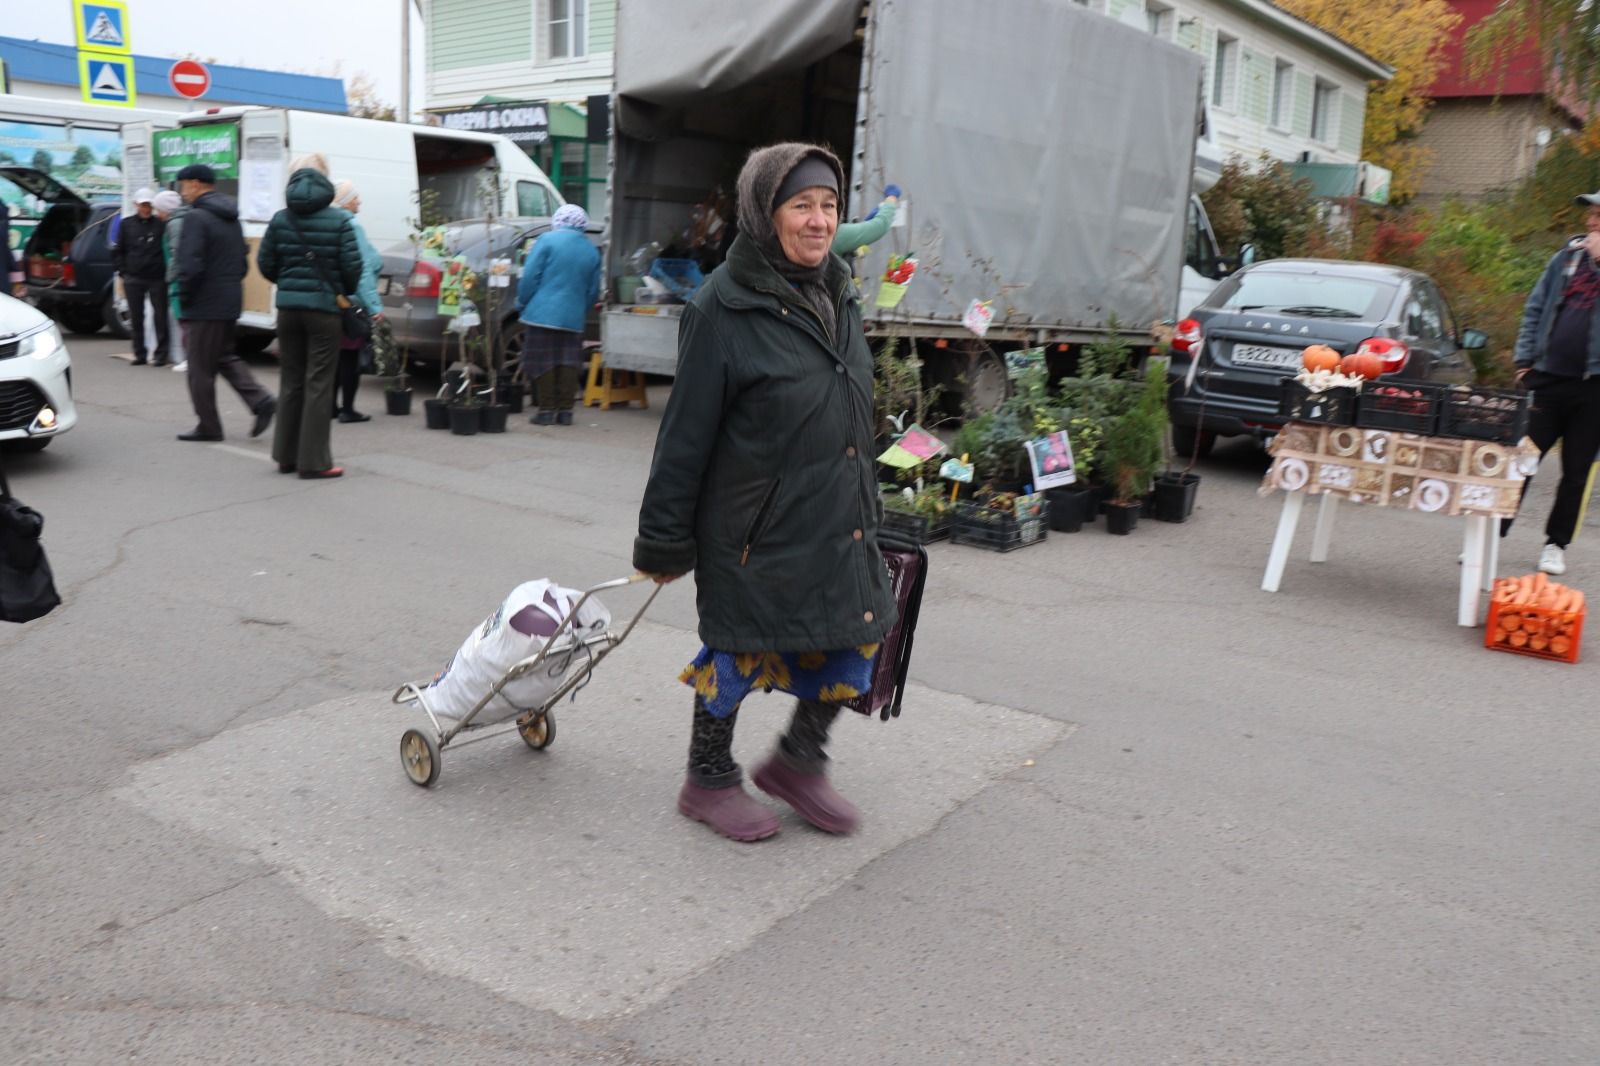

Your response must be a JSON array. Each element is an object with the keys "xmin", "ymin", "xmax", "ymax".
[
  {"xmin": 1438, "ymin": 386, "xmax": 1531, "ymax": 444},
  {"xmin": 1485, "ymin": 574, "xmax": 1585, "ymax": 664},
  {"xmin": 1356, "ymin": 381, "xmax": 1445, "ymax": 435},
  {"xmin": 880, "ymin": 501, "xmax": 951, "ymax": 544},
  {"xmin": 949, "ymin": 491, "xmax": 1048, "ymax": 552},
  {"xmin": 1278, "ymin": 379, "xmax": 1358, "ymax": 426}
]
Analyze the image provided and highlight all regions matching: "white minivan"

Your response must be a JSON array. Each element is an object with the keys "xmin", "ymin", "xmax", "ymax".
[{"xmin": 121, "ymin": 107, "xmax": 563, "ymax": 350}]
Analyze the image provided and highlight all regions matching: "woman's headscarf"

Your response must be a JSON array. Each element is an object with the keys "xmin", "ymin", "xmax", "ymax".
[
  {"xmin": 332, "ymin": 180, "xmax": 359, "ymax": 209},
  {"xmin": 735, "ymin": 143, "xmax": 844, "ymax": 336},
  {"xmin": 552, "ymin": 203, "xmax": 589, "ymax": 230}
]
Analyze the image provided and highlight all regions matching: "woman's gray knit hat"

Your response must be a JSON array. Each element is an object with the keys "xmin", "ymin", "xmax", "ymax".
[{"xmin": 735, "ymin": 143, "xmax": 845, "ymax": 247}]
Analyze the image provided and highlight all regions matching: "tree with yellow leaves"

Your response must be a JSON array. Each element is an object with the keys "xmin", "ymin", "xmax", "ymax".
[{"xmin": 1276, "ymin": 0, "xmax": 1461, "ymax": 201}]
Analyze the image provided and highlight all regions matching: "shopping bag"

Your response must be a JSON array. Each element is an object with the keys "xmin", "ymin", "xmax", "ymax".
[
  {"xmin": 423, "ymin": 580, "xmax": 611, "ymax": 723},
  {"xmin": 847, "ymin": 528, "xmax": 928, "ymax": 720},
  {"xmin": 0, "ymin": 464, "xmax": 61, "ymax": 624}
]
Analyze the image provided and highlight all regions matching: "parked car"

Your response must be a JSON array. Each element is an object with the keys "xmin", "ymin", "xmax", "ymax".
[
  {"xmin": 1165, "ymin": 258, "xmax": 1484, "ymax": 457},
  {"xmin": 0, "ymin": 290, "xmax": 78, "ymax": 452},
  {"xmin": 1, "ymin": 166, "xmax": 129, "ymax": 339},
  {"xmin": 378, "ymin": 217, "xmax": 606, "ymax": 372}
]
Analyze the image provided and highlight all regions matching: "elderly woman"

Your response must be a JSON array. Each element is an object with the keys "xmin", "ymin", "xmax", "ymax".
[
  {"xmin": 634, "ymin": 143, "xmax": 897, "ymax": 843},
  {"xmin": 515, "ymin": 203, "xmax": 600, "ymax": 425},
  {"xmin": 329, "ymin": 179, "xmax": 383, "ymax": 423}
]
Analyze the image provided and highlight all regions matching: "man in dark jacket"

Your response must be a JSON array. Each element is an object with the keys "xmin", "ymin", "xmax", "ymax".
[
  {"xmin": 113, "ymin": 189, "xmax": 170, "ymax": 366},
  {"xmin": 174, "ymin": 164, "xmax": 275, "ymax": 442},
  {"xmin": 1508, "ymin": 191, "xmax": 1600, "ymax": 575}
]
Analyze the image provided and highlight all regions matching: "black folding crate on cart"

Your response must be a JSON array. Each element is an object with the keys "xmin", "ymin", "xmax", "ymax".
[
  {"xmin": 1356, "ymin": 382, "xmax": 1446, "ymax": 435},
  {"xmin": 1437, "ymin": 386, "xmax": 1531, "ymax": 444},
  {"xmin": 949, "ymin": 497, "xmax": 1049, "ymax": 552},
  {"xmin": 1278, "ymin": 380, "xmax": 1358, "ymax": 426}
]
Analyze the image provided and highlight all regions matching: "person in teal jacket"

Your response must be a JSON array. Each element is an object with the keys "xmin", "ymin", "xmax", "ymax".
[
  {"xmin": 515, "ymin": 203, "xmax": 601, "ymax": 425},
  {"xmin": 329, "ymin": 180, "xmax": 383, "ymax": 423},
  {"xmin": 830, "ymin": 184, "xmax": 902, "ymax": 255}
]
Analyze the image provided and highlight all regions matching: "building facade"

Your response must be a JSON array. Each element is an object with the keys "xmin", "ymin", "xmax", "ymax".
[{"xmin": 1412, "ymin": 0, "xmax": 1584, "ymax": 203}]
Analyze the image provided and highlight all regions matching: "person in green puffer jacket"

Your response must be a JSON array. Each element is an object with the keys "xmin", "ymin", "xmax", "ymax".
[{"xmin": 258, "ymin": 165, "xmax": 364, "ymax": 480}]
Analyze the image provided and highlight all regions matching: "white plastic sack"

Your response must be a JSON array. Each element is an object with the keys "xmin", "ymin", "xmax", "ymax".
[{"xmin": 422, "ymin": 580, "xmax": 611, "ymax": 724}]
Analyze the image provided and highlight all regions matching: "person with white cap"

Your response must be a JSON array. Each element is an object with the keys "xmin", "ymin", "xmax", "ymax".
[
  {"xmin": 1507, "ymin": 190, "xmax": 1600, "ymax": 575},
  {"xmin": 514, "ymin": 203, "xmax": 601, "ymax": 425},
  {"xmin": 151, "ymin": 191, "xmax": 189, "ymax": 371},
  {"xmin": 113, "ymin": 188, "xmax": 170, "ymax": 366},
  {"xmin": 329, "ymin": 179, "xmax": 383, "ymax": 423}
]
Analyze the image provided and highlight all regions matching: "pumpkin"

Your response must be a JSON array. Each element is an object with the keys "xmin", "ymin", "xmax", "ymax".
[
  {"xmin": 1340, "ymin": 352, "xmax": 1384, "ymax": 380},
  {"xmin": 1301, "ymin": 344, "xmax": 1341, "ymax": 373}
]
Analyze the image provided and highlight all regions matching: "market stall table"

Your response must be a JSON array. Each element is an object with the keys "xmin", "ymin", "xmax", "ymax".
[{"xmin": 1259, "ymin": 422, "xmax": 1539, "ymax": 626}]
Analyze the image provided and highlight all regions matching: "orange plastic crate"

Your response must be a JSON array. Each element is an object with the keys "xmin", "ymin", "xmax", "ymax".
[{"xmin": 1485, "ymin": 600, "xmax": 1585, "ymax": 663}]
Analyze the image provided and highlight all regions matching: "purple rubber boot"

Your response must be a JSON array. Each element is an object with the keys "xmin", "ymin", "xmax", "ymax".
[
  {"xmin": 752, "ymin": 757, "xmax": 861, "ymax": 835},
  {"xmin": 677, "ymin": 780, "xmax": 781, "ymax": 842}
]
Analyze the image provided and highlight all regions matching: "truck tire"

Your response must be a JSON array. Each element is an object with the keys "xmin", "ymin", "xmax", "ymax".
[
  {"xmin": 103, "ymin": 291, "xmax": 131, "ymax": 339},
  {"xmin": 1171, "ymin": 423, "xmax": 1215, "ymax": 459}
]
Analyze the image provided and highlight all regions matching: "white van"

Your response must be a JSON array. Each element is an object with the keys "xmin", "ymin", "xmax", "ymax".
[{"xmin": 120, "ymin": 107, "xmax": 562, "ymax": 348}]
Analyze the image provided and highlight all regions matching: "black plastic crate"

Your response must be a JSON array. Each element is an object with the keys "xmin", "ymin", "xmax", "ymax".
[
  {"xmin": 880, "ymin": 505, "xmax": 951, "ymax": 544},
  {"xmin": 1278, "ymin": 379, "xmax": 1358, "ymax": 426},
  {"xmin": 1355, "ymin": 382, "xmax": 1445, "ymax": 435},
  {"xmin": 949, "ymin": 498, "xmax": 1049, "ymax": 552},
  {"xmin": 1437, "ymin": 386, "xmax": 1531, "ymax": 444}
]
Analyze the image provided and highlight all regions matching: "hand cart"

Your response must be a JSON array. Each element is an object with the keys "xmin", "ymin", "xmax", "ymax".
[{"xmin": 394, "ymin": 573, "xmax": 661, "ymax": 787}]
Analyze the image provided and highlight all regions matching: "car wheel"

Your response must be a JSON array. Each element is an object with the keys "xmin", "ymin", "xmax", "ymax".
[
  {"xmin": 103, "ymin": 291, "xmax": 131, "ymax": 339},
  {"xmin": 1171, "ymin": 423, "xmax": 1216, "ymax": 459},
  {"xmin": 59, "ymin": 306, "xmax": 104, "ymax": 336}
]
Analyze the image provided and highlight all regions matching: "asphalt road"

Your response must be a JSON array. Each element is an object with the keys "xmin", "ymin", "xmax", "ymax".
[{"xmin": 2, "ymin": 335, "xmax": 1596, "ymax": 1065}]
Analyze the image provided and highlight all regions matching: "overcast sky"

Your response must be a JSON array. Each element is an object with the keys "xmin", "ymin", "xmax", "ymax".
[{"xmin": 8, "ymin": 0, "xmax": 426, "ymax": 115}]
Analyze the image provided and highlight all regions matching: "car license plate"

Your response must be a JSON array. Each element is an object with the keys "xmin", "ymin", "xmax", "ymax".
[{"xmin": 1230, "ymin": 344, "xmax": 1301, "ymax": 370}]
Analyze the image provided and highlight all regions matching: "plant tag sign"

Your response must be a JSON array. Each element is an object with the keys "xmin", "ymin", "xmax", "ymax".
[
  {"xmin": 1026, "ymin": 429, "xmax": 1077, "ymax": 490},
  {"xmin": 963, "ymin": 298, "xmax": 994, "ymax": 338},
  {"xmin": 939, "ymin": 456, "xmax": 974, "ymax": 483},
  {"xmin": 487, "ymin": 257, "xmax": 512, "ymax": 287},
  {"xmin": 448, "ymin": 299, "xmax": 480, "ymax": 332}
]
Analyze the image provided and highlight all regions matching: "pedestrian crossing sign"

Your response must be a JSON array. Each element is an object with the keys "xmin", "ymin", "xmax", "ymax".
[
  {"xmin": 79, "ymin": 53, "xmax": 137, "ymax": 107},
  {"xmin": 74, "ymin": 0, "xmax": 131, "ymax": 55}
]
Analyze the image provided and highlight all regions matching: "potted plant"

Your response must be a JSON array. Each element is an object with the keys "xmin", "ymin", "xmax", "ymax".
[
  {"xmin": 372, "ymin": 321, "xmax": 412, "ymax": 416},
  {"xmin": 1100, "ymin": 364, "xmax": 1167, "ymax": 535},
  {"xmin": 472, "ymin": 175, "xmax": 512, "ymax": 434},
  {"xmin": 881, "ymin": 478, "xmax": 954, "ymax": 544}
]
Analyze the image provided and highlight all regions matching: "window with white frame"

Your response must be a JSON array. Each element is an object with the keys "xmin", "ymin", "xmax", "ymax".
[
  {"xmin": 548, "ymin": 0, "xmax": 588, "ymax": 60},
  {"xmin": 1146, "ymin": 1, "xmax": 1173, "ymax": 39},
  {"xmin": 1211, "ymin": 32, "xmax": 1238, "ymax": 111},
  {"xmin": 1271, "ymin": 59, "xmax": 1294, "ymax": 129},
  {"xmin": 1311, "ymin": 78, "xmax": 1339, "ymax": 143}
]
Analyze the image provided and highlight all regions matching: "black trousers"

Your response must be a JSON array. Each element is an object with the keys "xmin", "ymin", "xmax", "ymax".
[
  {"xmin": 124, "ymin": 276, "xmax": 169, "ymax": 362},
  {"xmin": 335, "ymin": 347, "xmax": 362, "ymax": 414},
  {"xmin": 183, "ymin": 318, "xmax": 271, "ymax": 438},
  {"xmin": 1505, "ymin": 374, "xmax": 1600, "ymax": 548}
]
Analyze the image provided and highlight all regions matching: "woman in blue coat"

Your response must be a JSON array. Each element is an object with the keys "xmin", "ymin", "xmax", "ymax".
[
  {"xmin": 515, "ymin": 204, "xmax": 601, "ymax": 425},
  {"xmin": 331, "ymin": 180, "xmax": 383, "ymax": 422}
]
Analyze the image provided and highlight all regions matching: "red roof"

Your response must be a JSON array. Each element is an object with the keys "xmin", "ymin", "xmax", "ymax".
[{"xmin": 1428, "ymin": 0, "xmax": 1546, "ymax": 98}]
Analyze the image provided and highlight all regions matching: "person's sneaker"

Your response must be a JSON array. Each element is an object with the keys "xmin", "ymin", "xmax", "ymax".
[
  {"xmin": 171, "ymin": 361, "xmax": 188, "ymax": 372},
  {"xmin": 337, "ymin": 410, "xmax": 371, "ymax": 423},
  {"xmin": 556, "ymin": 410, "xmax": 574, "ymax": 426},
  {"xmin": 677, "ymin": 780, "xmax": 780, "ymax": 842},
  {"xmin": 752, "ymin": 757, "xmax": 861, "ymax": 835},
  {"xmin": 530, "ymin": 410, "xmax": 555, "ymax": 426},
  {"xmin": 1539, "ymin": 543, "xmax": 1567, "ymax": 575}
]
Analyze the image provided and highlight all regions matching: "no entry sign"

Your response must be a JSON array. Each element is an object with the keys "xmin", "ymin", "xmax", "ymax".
[{"xmin": 168, "ymin": 59, "xmax": 210, "ymax": 99}]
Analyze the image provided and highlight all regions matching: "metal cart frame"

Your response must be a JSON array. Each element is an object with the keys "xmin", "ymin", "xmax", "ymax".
[{"xmin": 394, "ymin": 574, "xmax": 661, "ymax": 787}]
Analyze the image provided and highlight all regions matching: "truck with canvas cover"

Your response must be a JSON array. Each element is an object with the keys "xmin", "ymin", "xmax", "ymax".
[{"xmin": 602, "ymin": 0, "xmax": 1217, "ymax": 408}]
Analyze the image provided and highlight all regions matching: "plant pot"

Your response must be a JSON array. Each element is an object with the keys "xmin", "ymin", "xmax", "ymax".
[
  {"xmin": 505, "ymin": 389, "xmax": 524, "ymax": 414},
  {"xmin": 423, "ymin": 397, "xmax": 451, "ymax": 430},
  {"xmin": 384, "ymin": 388, "xmax": 412, "ymax": 416},
  {"xmin": 1104, "ymin": 500, "xmax": 1140, "ymax": 535},
  {"xmin": 480, "ymin": 403, "xmax": 510, "ymax": 433},
  {"xmin": 1152, "ymin": 472, "xmax": 1200, "ymax": 523},
  {"xmin": 1043, "ymin": 486, "xmax": 1090, "ymax": 533},
  {"xmin": 448, "ymin": 403, "xmax": 482, "ymax": 436}
]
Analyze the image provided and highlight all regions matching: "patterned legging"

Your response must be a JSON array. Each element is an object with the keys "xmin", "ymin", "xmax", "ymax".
[{"xmin": 687, "ymin": 698, "xmax": 842, "ymax": 788}]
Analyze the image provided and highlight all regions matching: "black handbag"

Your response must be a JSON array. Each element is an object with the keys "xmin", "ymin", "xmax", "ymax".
[
  {"xmin": 0, "ymin": 462, "xmax": 61, "ymax": 624},
  {"xmin": 283, "ymin": 211, "xmax": 372, "ymax": 341}
]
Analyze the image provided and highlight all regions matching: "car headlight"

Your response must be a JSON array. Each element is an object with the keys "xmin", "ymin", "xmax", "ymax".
[{"xmin": 20, "ymin": 324, "xmax": 65, "ymax": 360}]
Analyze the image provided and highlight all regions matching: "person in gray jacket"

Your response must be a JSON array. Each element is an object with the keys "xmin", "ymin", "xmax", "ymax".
[{"xmin": 1509, "ymin": 191, "xmax": 1600, "ymax": 575}]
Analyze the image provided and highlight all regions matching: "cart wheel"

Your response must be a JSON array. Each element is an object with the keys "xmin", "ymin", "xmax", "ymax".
[
  {"xmin": 518, "ymin": 711, "xmax": 556, "ymax": 750},
  {"xmin": 400, "ymin": 728, "xmax": 441, "ymax": 787}
]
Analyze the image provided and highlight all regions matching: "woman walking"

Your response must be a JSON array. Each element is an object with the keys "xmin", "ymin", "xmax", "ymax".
[
  {"xmin": 257, "ymin": 165, "xmax": 363, "ymax": 479},
  {"xmin": 515, "ymin": 204, "xmax": 600, "ymax": 425},
  {"xmin": 330, "ymin": 180, "xmax": 383, "ymax": 423},
  {"xmin": 634, "ymin": 143, "xmax": 897, "ymax": 843}
]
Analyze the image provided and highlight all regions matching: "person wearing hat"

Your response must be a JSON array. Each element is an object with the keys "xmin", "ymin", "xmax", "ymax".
[
  {"xmin": 328, "ymin": 179, "xmax": 383, "ymax": 423},
  {"xmin": 1508, "ymin": 191, "xmax": 1600, "ymax": 575},
  {"xmin": 633, "ymin": 143, "xmax": 898, "ymax": 843},
  {"xmin": 113, "ymin": 188, "xmax": 170, "ymax": 366},
  {"xmin": 514, "ymin": 203, "xmax": 601, "ymax": 425},
  {"xmin": 152, "ymin": 190, "xmax": 190, "ymax": 372},
  {"xmin": 173, "ymin": 164, "xmax": 276, "ymax": 442}
]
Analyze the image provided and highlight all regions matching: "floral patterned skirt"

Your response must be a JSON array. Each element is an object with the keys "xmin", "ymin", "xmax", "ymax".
[{"xmin": 681, "ymin": 643, "xmax": 881, "ymax": 719}]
